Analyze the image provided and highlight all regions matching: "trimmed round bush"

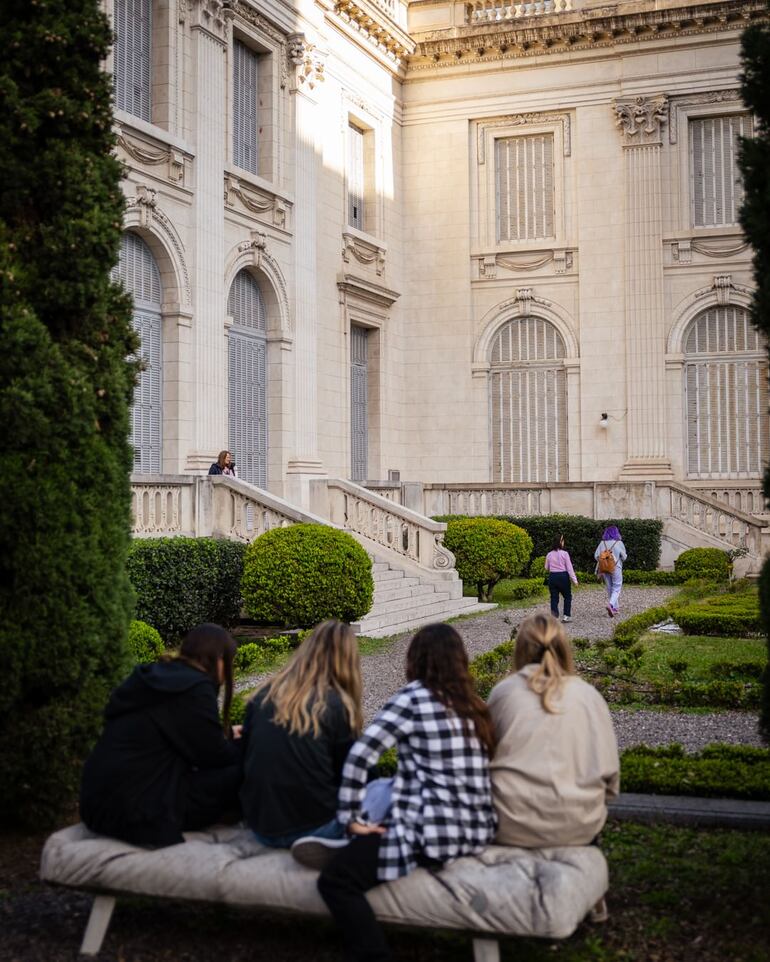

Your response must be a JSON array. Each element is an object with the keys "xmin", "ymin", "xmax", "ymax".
[
  {"xmin": 444, "ymin": 518, "xmax": 533, "ymax": 602},
  {"xmin": 241, "ymin": 525, "xmax": 373, "ymax": 627},
  {"xmin": 127, "ymin": 621, "xmax": 164, "ymax": 664},
  {"xmin": 674, "ymin": 547, "xmax": 732, "ymax": 582},
  {"xmin": 529, "ymin": 555, "xmax": 547, "ymax": 580}
]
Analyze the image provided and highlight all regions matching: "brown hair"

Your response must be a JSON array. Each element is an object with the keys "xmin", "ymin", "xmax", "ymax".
[
  {"xmin": 514, "ymin": 613, "xmax": 575, "ymax": 713},
  {"xmin": 255, "ymin": 620, "xmax": 363, "ymax": 738},
  {"xmin": 217, "ymin": 450, "xmax": 231, "ymax": 469},
  {"xmin": 178, "ymin": 623, "xmax": 237, "ymax": 733},
  {"xmin": 406, "ymin": 623, "xmax": 496, "ymax": 756}
]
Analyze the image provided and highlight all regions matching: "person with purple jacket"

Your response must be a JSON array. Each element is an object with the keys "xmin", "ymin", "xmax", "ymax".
[
  {"xmin": 544, "ymin": 534, "xmax": 578, "ymax": 623},
  {"xmin": 594, "ymin": 526, "xmax": 628, "ymax": 618}
]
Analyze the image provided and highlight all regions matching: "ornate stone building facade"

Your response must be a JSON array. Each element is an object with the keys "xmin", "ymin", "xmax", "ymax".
[{"xmin": 109, "ymin": 0, "xmax": 768, "ymax": 506}]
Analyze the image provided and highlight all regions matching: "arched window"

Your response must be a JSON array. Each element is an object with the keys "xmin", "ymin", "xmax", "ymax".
[
  {"xmin": 228, "ymin": 271, "xmax": 267, "ymax": 487},
  {"xmin": 113, "ymin": 0, "xmax": 152, "ymax": 122},
  {"xmin": 684, "ymin": 305, "xmax": 769, "ymax": 478},
  {"xmin": 489, "ymin": 316, "xmax": 568, "ymax": 482},
  {"xmin": 114, "ymin": 232, "xmax": 162, "ymax": 474}
]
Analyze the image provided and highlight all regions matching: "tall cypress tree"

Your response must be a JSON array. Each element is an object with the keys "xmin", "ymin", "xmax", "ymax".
[
  {"xmin": 0, "ymin": 0, "xmax": 138, "ymax": 823},
  {"xmin": 739, "ymin": 24, "xmax": 770, "ymax": 743}
]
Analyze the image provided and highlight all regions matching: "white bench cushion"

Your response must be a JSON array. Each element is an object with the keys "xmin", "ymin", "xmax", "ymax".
[{"xmin": 41, "ymin": 823, "xmax": 607, "ymax": 940}]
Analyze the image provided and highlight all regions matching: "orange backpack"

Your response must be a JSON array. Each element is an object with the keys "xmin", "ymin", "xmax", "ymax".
[{"xmin": 597, "ymin": 541, "xmax": 617, "ymax": 575}]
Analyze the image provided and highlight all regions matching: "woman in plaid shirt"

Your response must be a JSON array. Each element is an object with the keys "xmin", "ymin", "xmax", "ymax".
[{"xmin": 304, "ymin": 623, "xmax": 497, "ymax": 962}]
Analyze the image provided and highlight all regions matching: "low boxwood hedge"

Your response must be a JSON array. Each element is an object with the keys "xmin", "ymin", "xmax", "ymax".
[
  {"xmin": 127, "ymin": 537, "xmax": 246, "ymax": 644},
  {"xmin": 675, "ymin": 591, "xmax": 762, "ymax": 638},
  {"xmin": 620, "ymin": 744, "xmax": 770, "ymax": 800}
]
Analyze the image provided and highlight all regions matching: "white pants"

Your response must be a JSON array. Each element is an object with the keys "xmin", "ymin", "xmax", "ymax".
[{"xmin": 603, "ymin": 571, "xmax": 623, "ymax": 610}]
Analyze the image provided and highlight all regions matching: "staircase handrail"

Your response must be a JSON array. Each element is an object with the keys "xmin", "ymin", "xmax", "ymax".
[
  {"xmin": 210, "ymin": 476, "xmax": 334, "ymax": 541},
  {"xmin": 662, "ymin": 480, "xmax": 766, "ymax": 556}
]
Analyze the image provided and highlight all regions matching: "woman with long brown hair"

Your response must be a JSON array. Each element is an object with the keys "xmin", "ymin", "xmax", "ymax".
[
  {"xmin": 488, "ymin": 613, "xmax": 619, "ymax": 848},
  {"xmin": 80, "ymin": 624, "xmax": 241, "ymax": 848},
  {"xmin": 293, "ymin": 622, "xmax": 496, "ymax": 962},
  {"xmin": 239, "ymin": 619, "xmax": 363, "ymax": 847}
]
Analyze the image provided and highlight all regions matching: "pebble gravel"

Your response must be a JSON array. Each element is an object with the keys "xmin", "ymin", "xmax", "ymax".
[{"xmin": 359, "ymin": 585, "xmax": 765, "ymax": 749}]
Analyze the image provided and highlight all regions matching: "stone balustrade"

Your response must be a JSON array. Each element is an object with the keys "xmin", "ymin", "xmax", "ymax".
[
  {"xmin": 690, "ymin": 484, "xmax": 768, "ymax": 518},
  {"xmin": 465, "ymin": 0, "xmax": 573, "ymax": 24},
  {"xmin": 131, "ymin": 476, "xmax": 196, "ymax": 537},
  {"xmin": 662, "ymin": 482, "xmax": 766, "ymax": 559}
]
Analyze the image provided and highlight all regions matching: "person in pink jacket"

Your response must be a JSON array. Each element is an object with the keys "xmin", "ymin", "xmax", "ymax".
[{"xmin": 544, "ymin": 534, "xmax": 578, "ymax": 623}]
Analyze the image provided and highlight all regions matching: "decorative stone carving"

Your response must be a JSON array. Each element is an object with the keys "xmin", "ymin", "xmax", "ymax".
[
  {"xmin": 669, "ymin": 89, "xmax": 743, "ymax": 142},
  {"xmin": 692, "ymin": 273, "xmax": 753, "ymax": 306},
  {"xmin": 433, "ymin": 538, "xmax": 455, "ymax": 570},
  {"xmin": 235, "ymin": 3, "xmax": 290, "ymax": 87},
  {"xmin": 133, "ymin": 184, "xmax": 158, "ymax": 226},
  {"xmin": 613, "ymin": 96, "xmax": 668, "ymax": 145},
  {"xmin": 224, "ymin": 174, "xmax": 289, "ymax": 228},
  {"xmin": 477, "ymin": 250, "xmax": 575, "ymax": 278},
  {"xmin": 187, "ymin": 0, "xmax": 235, "ymax": 40},
  {"xmin": 116, "ymin": 130, "xmax": 188, "ymax": 186},
  {"xmin": 672, "ymin": 237, "xmax": 750, "ymax": 263},
  {"xmin": 287, "ymin": 34, "xmax": 326, "ymax": 90},
  {"xmin": 480, "ymin": 256, "xmax": 497, "ymax": 279},
  {"xmin": 477, "ymin": 112, "xmax": 571, "ymax": 163},
  {"xmin": 238, "ymin": 230, "xmax": 267, "ymax": 254},
  {"xmin": 342, "ymin": 231, "xmax": 387, "ymax": 275},
  {"xmin": 125, "ymin": 188, "xmax": 192, "ymax": 308},
  {"xmin": 333, "ymin": 0, "xmax": 414, "ymax": 63}
]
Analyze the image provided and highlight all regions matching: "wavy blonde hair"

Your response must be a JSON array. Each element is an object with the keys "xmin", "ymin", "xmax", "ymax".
[
  {"xmin": 514, "ymin": 613, "xmax": 575, "ymax": 713},
  {"xmin": 254, "ymin": 620, "xmax": 363, "ymax": 737}
]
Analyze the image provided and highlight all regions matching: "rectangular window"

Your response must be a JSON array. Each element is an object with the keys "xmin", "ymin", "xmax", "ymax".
[
  {"xmin": 689, "ymin": 114, "xmax": 751, "ymax": 228},
  {"xmin": 233, "ymin": 40, "xmax": 259, "ymax": 175},
  {"xmin": 351, "ymin": 325, "xmax": 369, "ymax": 482},
  {"xmin": 114, "ymin": 0, "xmax": 152, "ymax": 122},
  {"xmin": 348, "ymin": 123, "xmax": 365, "ymax": 230},
  {"xmin": 495, "ymin": 134, "xmax": 554, "ymax": 243}
]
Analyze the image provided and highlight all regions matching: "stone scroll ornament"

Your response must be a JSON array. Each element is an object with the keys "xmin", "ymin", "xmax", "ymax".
[
  {"xmin": 613, "ymin": 96, "xmax": 668, "ymax": 145},
  {"xmin": 433, "ymin": 536, "xmax": 456, "ymax": 570}
]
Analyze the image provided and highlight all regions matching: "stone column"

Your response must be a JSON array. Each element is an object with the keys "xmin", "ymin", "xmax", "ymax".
[
  {"xmin": 285, "ymin": 35, "xmax": 327, "ymax": 509},
  {"xmin": 613, "ymin": 96, "xmax": 673, "ymax": 479},
  {"xmin": 184, "ymin": 0, "xmax": 231, "ymax": 472}
]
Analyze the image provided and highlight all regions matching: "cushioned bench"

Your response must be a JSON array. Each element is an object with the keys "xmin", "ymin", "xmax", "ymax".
[{"xmin": 40, "ymin": 823, "xmax": 608, "ymax": 962}]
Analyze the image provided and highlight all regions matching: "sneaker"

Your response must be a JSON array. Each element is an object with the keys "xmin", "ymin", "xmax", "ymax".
[
  {"xmin": 606, "ymin": 604, "xmax": 614, "ymax": 618},
  {"xmin": 291, "ymin": 836, "xmax": 349, "ymax": 871},
  {"xmin": 562, "ymin": 616, "xmax": 572, "ymax": 623},
  {"xmin": 611, "ymin": 606, "xmax": 619, "ymax": 616}
]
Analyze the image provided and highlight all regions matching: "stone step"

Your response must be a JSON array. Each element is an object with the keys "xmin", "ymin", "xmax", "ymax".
[
  {"xmin": 354, "ymin": 599, "xmax": 497, "ymax": 638},
  {"xmin": 371, "ymin": 562, "xmax": 392, "ymax": 574},
  {"xmin": 366, "ymin": 590, "xmax": 453, "ymax": 617},
  {"xmin": 373, "ymin": 580, "xmax": 431, "ymax": 603},
  {"xmin": 372, "ymin": 567, "xmax": 405, "ymax": 583}
]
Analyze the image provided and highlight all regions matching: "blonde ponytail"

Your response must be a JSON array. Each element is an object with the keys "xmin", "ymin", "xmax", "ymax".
[{"xmin": 514, "ymin": 614, "xmax": 575, "ymax": 713}]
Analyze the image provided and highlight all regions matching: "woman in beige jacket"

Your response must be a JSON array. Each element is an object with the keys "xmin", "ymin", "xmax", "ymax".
[{"xmin": 488, "ymin": 613, "xmax": 619, "ymax": 848}]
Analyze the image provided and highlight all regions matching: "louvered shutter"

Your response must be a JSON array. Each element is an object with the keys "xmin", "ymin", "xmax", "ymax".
[
  {"xmin": 348, "ymin": 124, "xmax": 365, "ymax": 230},
  {"xmin": 690, "ymin": 115, "xmax": 751, "ymax": 228},
  {"xmin": 113, "ymin": 234, "xmax": 162, "ymax": 473},
  {"xmin": 350, "ymin": 326, "xmax": 368, "ymax": 481},
  {"xmin": 490, "ymin": 317, "xmax": 567, "ymax": 482},
  {"xmin": 495, "ymin": 134, "xmax": 554, "ymax": 243},
  {"xmin": 114, "ymin": 0, "xmax": 152, "ymax": 122},
  {"xmin": 233, "ymin": 40, "xmax": 259, "ymax": 175},
  {"xmin": 228, "ymin": 271, "xmax": 267, "ymax": 487},
  {"xmin": 684, "ymin": 306, "xmax": 769, "ymax": 478}
]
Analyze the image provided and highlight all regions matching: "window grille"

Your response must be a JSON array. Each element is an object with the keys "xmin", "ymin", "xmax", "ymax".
[
  {"xmin": 690, "ymin": 115, "xmax": 752, "ymax": 228},
  {"xmin": 228, "ymin": 271, "xmax": 268, "ymax": 486},
  {"xmin": 113, "ymin": 0, "xmax": 152, "ymax": 122},
  {"xmin": 495, "ymin": 134, "xmax": 554, "ymax": 243},
  {"xmin": 351, "ymin": 326, "xmax": 369, "ymax": 482},
  {"xmin": 489, "ymin": 317, "xmax": 567, "ymax": 482},
  {"xmin": 113, "ymin": 233, "xmax": 162, "ymax": 473},
  {"xmin": 233, "ymin": 40, "xmax": 259, "ymax": 175},
  {"xmin": 348, "ymin": 124, "xmax": 365, "ymax": 230},
  {"xmin": 684, "ymin": 306, "xmax": 768, "ymax": 478}
]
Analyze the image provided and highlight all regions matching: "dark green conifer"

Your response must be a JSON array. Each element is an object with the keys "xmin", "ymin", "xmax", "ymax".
[{"xmin": 0, "ymin": 0, "xmax": 138, "ymax": 823}]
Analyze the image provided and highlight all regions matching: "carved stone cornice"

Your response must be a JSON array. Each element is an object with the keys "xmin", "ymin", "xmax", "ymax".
[
  {"xmin": 669, "ymin": 89, "xmax": 744, "ymax": 142},
  {"xmin": 342, "ymin": 231, "xmax": 387, "ymax": 275},
  {"xmin": 477, "ymin": 112, "xmax": 571, "ymax": 162},
  {"xmin": 182, "ymin": 0, "xmax": 235, "ymax": 42},
  {"xmin": 670, "ymin": 236, "xmax": 750, "ymax": 264},
  {"xmin": 693, "ymin": 273, "xmax": 753, "ymax": 306},
  {"xmin": 337, "ymin": 273, "xmax": 400, "ymax": 308},
  {"xmin": 334, "ymin": 0, "xmax": 415, "ymax": 63},
  {"xmin": 475, "ymin": 248, "xmax": 575, "ymax": 278},
  {"xmin": 224, "ymin": 174, "xmax": 290, "ymax": 229},
  {"xmin": 408, "ymin": 0, "xmax": 767, "ymax": 69},
  {"xmin": 613, "ymin": 95, "xmax": 668, "ymax": 146},
  {"xmin": 116, "ymin": 128, "xmax": 187, "ymax": 185}
]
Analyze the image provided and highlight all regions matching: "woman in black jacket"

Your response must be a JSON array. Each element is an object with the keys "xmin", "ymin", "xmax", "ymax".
[
  {"xmin": 240, "ymin": 619, "xmax": 362, "ymax": 847},
  {"xmin": 80, "ymin": 624, "xmax": 241, "ymax": 848}
]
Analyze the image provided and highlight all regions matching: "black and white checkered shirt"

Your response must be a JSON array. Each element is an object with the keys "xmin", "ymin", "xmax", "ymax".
[{"xmin": 337, "ymin": 680, "xmax": 497, "ymax": 881}]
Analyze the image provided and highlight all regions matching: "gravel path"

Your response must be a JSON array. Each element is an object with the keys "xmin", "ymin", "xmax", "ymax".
[{"xmin": 360, "ymin": 585, "xmax": 765, "ymax": 749}]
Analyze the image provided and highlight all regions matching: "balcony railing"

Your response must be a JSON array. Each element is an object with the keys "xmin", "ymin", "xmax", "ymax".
[{"xmin": 466, "ymin": 0, "xmax": 573, "ymax": 23}]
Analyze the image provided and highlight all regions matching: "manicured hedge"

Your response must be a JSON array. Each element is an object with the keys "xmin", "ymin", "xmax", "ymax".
[
  {"xmin": 127, "ymin": 537, "xmax": 246, "ymax": 644},
  {"xmin": 241, "ymin": 524, "xmax": 373, "ymax": 627},
  {"xmin": 444, "ymin": 518, "xmax": 532, "ymax": 602},
  {"xmin": 675, "ymin": 591, "xmax": 762, "ymax": 638},
  {"xmin": 435, "ymin": 515, "xmax": 663, "ymax": 571},
  {"xmin": 127, "ymin": 621, "xmax": 164, "ymax": 665},
  {"xmin": 674, "ymin": 547, "xmax": 732, "ymax": 582},
  {"xmin": 233, "ymin": 636, "xmax": 292, "ymax": 676},
  {"xmin": 504, "ymin": 578, "xmax": 547, "ymax": 600},
  {"xmin": 470, "ymin": 640, "xmax": 515, "ymax": 699},
  {"xmin": 620, "ymin": 744, "xmax": 770, "ymax": 800}
]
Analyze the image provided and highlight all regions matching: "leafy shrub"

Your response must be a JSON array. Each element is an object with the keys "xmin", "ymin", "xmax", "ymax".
[
  {"xmin": 470, "ymin": 640, "xmax": 515, "ymax": 699},
  {"xmin": 444, "ymin": 519, "xmax": 532, "ymax": 602},
  {"xmin": 230, "ymin": 691, "xmax": 249, "ymax": 727},
  {"xmin": 502, "ymin": 578, "xmax": 547, "ymax": 600},
  {"xmin": 528, "ymin": 555, "xmax": 547, "ymax": 579},
  {"xmin": 436, "ymin": 515, "xmax": 663, "ymax": 572},
  {"xmin": 620, "ymin": 743, "xmax": 770, "ymax": 799},
  {"xmin": 127, "ymin": 537, "xmax": 246, "ymax": 644},
  {"xmin": 621, "ymin": 569, "xmax": 685, "ymax": 586},
  {"xmin": 241, "ymin": 525, "xmax": 373, "ymax": 627},
  {"xmin": 234, "ymin": 636, "xmax": 292, "ymax": 675},
  {"xmin": 0, "ymin": 0, "xmax": 138, "ymax": 826},
  {"xmin": 707, "ymin": 660, "xmax": 765, "ymax": 681},
  {"xmin": 127, "ymin": 621, "xmax": 164, "ymax": 665},
  {"xmin": 674, "ymin": 547, "xmax": 732, "ymax": 582},
  {"xmin": 653, "ymin": 679, "xmax": 761, "ymax": 709},
  {"xmin": 675, "ymin": 590, "xmax": 762, "ymax": 637},
  {"xmin": 667, "ymin": 659, "xmax": 689, "ymax": 678}
]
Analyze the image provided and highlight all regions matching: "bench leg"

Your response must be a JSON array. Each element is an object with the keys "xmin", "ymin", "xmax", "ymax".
[
  {"xmin": 80, "ymin": 894, "xmax": 116, "ymax": 956},
  {"xmin": 472, "ymin": 937, "xmax": 500, "ymax": 962}
]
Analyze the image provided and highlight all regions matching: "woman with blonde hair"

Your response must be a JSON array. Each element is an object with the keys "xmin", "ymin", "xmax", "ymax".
[
  {"xmin": 240, "ymin": 619, "xmax": 364, "ymax": 847},
  {"xmin": 487, "ymin": 613, "xmax": 619, "ymax": 848}
]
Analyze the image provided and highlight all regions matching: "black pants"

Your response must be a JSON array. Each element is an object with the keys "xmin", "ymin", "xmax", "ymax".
[
  {"xmin": 317, "ymin": 835, "xmax": 392, "ymax": 962},
  {"xmin": 183, "ymin": 763, "xmax": 242, "ymax": 831},
  {"xmin": 548, "ymin": 571, "xmax": 572, "ymax": 617}
]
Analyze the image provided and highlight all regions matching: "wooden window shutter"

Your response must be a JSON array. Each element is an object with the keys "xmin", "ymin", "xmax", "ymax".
[
  {"xmin": 495, "ymin": 134, "xmax": 555, "ymax": 243},
  {"xmin": 114, "ymin": 0, "xmax": 152, "ymax": 122},
  {"xmin": 233, "ymin": 40, "xmax": 259, "ymax": 175},
  {"xmin": 348, "ymin": 124, "xmax": 365, "ymax": 230},
  {"xmin": 690, "ymin": 115, "xmax": 751, "ymax": 228},
  {"xmin": 228, "ymin": 271, "xmax": 268, "ymax": 487},
  {"xmin": 350, "ymin": 325, "xmax": 368, "ymax": 482}
]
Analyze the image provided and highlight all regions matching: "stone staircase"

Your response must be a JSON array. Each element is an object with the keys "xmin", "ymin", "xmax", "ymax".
[{"xmin": 352, "ymin": 556, "xmax": 496, "ymax": 638}]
